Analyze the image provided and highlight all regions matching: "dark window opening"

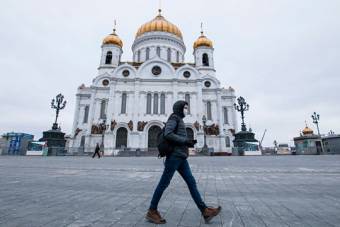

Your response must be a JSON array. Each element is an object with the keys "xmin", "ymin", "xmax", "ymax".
[
  {"xmin": 202, "ymin": 53, "xmax": 209, "ymax": 66},
  {"xmin": 146, "ymin": 48, "xmax": 150, "ymax": 60},
  {"xmin": 105, "ymin": 51, "xmax": 112, "ymax": 64},
  {"xmin": 157, "ymin": 47, "xmax": 161, "ymax": 57}
]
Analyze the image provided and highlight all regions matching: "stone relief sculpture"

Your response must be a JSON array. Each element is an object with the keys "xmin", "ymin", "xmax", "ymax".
[
  {"xmin": 91, "ymin": 124, "xmax": 102, "ymax": 134},
  {"xmin": 204, "ymin": 124, "xmax": 220, "ymax": 136},
  {"xmin": 137, "ymin": 121, "xmax": 148, "ymax": 131},
  {"xmin": 110, "ymin": 120, "xmax": 117, "ymax": 131},
  {"xmin": 128, "ymin": 120, "xmax": 133, "ymax": 131}
]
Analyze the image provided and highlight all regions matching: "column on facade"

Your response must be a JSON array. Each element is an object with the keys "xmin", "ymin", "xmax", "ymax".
[
  {"xmin": 112, "ymin": 88, "xmax": 117, "ymax": 119},
  {"xmin": 196, "ymin": 82, "xmax": 204, "ymax": 121},
  {"xmin": 139, "ymin": 92, "xmax": 145, "ymax": 116},
  {"xmin": 231, "ymin": 96, "xmax": 238, "ymax": 132},
  {"xmin": 133, "ymin": 81, "xmax": 140, "ymax": 131},
  {"xmin": 86, "ymin": 90, "xmax": 97, "ymax": 134},
  {"xmin": 78, "ymin": 105, "xmax": 85, "ymax": 126},
  {"xmin": 216, "ymin": 91, "xmax": 224, "ymax": 136},
  {"xmin": 114, "ymin": 91, "xmax": 120, "ymax": 116},
  {"xmin": 92, "ymin": 98, "xmax": 101, "ymax": 125},
  {"xmin": 139, "ymin": 91, "xmax": 147, "ymax": 148},
  {"xmin": 169, "ymin": 91, "xmax": 174, "ymax": 115},
  {"xmin": 195, "ymin": 82, "xmax": 204, "ymax": 148},
  {"xmin": 72, "ymin": 94, "xmax": 81, "ymax": 135},
  {"xmin": 172, "ymin": 81, "xmax": 179, "ymax": 105},
  {"xmin": 191, "ymin": 93, "xmax": 197, "ymax": 117},
  {"xmin": 106, "ymin": 82, "xmax": 116, "ymax": 122},
  {"xmin": 164, "ymin": 91, "xmax": 170, "ymax": 115}
]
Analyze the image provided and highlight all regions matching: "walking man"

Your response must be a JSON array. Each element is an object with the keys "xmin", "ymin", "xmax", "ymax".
[
  {"xmin": 146, "ymin": 100, "xmax": 221, "ymax": 224},
  {"xmin": 92, "ymin": 143, "xmax": 101, "ymax": 158}
]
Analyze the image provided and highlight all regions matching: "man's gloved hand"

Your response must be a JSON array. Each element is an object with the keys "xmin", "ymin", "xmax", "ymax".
[{"xmin": 186, "ymin": 139, "xmax": 197, "ymax": 147}]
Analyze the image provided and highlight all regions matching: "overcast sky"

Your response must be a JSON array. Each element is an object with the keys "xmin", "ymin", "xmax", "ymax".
[{"xmin": 0, "ymin": 0, "xmax": 339, "ymax": 147}]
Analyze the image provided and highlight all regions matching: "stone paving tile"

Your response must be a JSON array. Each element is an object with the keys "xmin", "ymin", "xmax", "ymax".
[{"xmin": 1, "ymin": 156, "xmax": 340, "ymax": 227}]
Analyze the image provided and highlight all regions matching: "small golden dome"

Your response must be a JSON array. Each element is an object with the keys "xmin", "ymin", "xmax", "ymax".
[
  {"xmin": 103, "ymin": 29, "xmax": 123, "ymax": 48},
  {"xmin": 302, "ymin": 126, "xmax": 314, "ymax": 135},
  {"xmin": 136, "ymin": 10, "xmax": 183, "ymax": 39},
  {"xmin": 194, "ymin": 32, "xmax": 213, "ymax": 49}
]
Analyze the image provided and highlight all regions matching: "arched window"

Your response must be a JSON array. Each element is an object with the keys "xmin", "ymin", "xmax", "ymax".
[
  {"xmin": 167, "ymin": 48, "xmax": 171, "ymax": 62},
  {"xmin": 185, "ymin": 94, "xmax": 190, "ymax": 114},
  {"xmin": 137, "ymin": 50, "xmax": 141, "ymax": 62},
  {"xmin": 207, "ymin": 101, "xmax": 212, "ymax": 120},
  {"xmin": 225, "ymin": 136, "xmax": 231, "ymax": 147},
  {"xmin": 121, "ymin": 93, "xmax": 127, "ymax": 114},
  {"xmin": 146, "ymin": 93, "xmax": 152, "ymax": 114},
  {"xmin": 146, "ymin": 47, "xmax": 150, "ymax": 60},
  {"xmin": 202, "ymin": 53, "xmax": 209, "ymax": 66},
  {"xmin": 223, "ymin": 107, "xmax": 229, "ymax": 124},
  {"xmin": 153, "ymin": 93, "xmax": 159, "ymax": 114},
  {"xmin": 157, "ymin": 47, "xmax": 161, "ymax": 57},
  {"xmin": 83, "ymin": 105, "xmax": 89, "ymax": 123},
  {"xmin": 105, "ymin": 51, "xmax": 112, "ymax": 64},
  {"xmin": 176, "ymin": 51, "xmax": 180, "ymax": 63},
  {"xmin": 160, "ymin": 93, "xmax": 165, "ymax": 114},
  {"xmin": 100, "ymin": 100, "xmax": 107, "ymax": 119}
]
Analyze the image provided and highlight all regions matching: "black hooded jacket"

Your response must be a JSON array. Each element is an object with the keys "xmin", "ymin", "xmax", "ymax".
[{"xmin": 164, "ymin": 100, "xmax": 189, "ymax": 159}]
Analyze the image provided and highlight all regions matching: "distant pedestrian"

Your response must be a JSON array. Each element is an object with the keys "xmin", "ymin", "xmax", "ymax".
[
  {"xmin": 146, "ymin": 100, "xmax": 221, "ymax": 224},
  {"xmin": 92, "ymin": 143, "xmax": 101, "ymax": 158}
]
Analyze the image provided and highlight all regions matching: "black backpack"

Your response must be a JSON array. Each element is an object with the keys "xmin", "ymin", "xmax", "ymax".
[{"xmin": 157, "ymin": 116, "xmax": 179, "ymax": 158}]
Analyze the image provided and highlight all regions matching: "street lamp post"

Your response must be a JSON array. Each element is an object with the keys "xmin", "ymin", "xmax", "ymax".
[
  {"xmin": 311, "ymin": 112, "xmax": 321, "ymax": 136},
  {"xmin": 234, "ymin": 96, "xmax": 249, "ymax": 132},
  {"xmin": 51, "ymin": 94, "xmax": 67, "ymax": 130},
  {"xmin": 202, "ymin": 115, "xmax": 208, "ymax": 153}
]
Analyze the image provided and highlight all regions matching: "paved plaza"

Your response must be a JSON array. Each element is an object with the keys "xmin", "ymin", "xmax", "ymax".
[{"xmin": 0, "ymin": 155, "xmax": 340, "ymax": 227}]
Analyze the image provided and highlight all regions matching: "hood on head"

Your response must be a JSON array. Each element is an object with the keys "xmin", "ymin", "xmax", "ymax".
[{"xmin": 172, "ymin": 100, "xmax": 188, "ymax": 118}]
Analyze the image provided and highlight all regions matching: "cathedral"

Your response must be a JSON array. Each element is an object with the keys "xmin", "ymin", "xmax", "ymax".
[{"xmin": 70, "ymin": 9, "xmax": 238, "ymax": 155}]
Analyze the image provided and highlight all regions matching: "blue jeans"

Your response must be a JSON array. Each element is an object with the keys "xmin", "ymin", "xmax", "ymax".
[{"xmin": 149, "ymin": 155, "xmax": 207, "ymax": 212}]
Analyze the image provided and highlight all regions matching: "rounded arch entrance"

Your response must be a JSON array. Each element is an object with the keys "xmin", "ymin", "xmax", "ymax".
[
  {"xmin": 116, "ymin": 127, "xmax": 128, "ymax": 149},
  {"xmin": 148, "ymin": 125, "xmax": 162, "ymax": 149}
]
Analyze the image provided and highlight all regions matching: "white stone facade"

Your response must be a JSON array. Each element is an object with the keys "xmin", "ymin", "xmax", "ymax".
[{"xmin": 69, "ymin": 14, "xmax": 238, "ymax": 155}]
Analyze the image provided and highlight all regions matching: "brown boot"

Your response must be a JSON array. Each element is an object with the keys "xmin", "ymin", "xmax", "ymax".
[
  {"xmin": 202, "ymin": 206, "xmax": 222, "ymax": 223},
  {"xmin": 146, "ymin": 209, "xmax": 166, "ymax": 224}
]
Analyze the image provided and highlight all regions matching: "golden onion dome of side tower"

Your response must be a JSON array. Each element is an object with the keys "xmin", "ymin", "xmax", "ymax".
[
  {"xmin": 302, "ymin": 126, "xmax": 314, "ymax": 135},
  {"xmin": 102, "ymin": 28, "xmax": 123, "ymax": 48},
  {"xmin": 193, "ymin": 31, "xmax": 213, "ymax": 49},
  {"xmin": 136, "ymin": 9, "xmax": 183, "ymax": 39}
]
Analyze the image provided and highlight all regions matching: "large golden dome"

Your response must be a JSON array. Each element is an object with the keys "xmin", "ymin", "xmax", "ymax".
[
  {"xmin": 136, "ymin": 10, "xmax": 183, "ymax": 39},
  {"xmin": 302, "ymin": 126, "xmax": 314, "ymax": 135},
  {"xmin": 194, "ymin": 32, "xmax": 213, "ymax": 49},
  {"xmin": 103, "ymin": 29, "xmax": 123, "ymax": 48}
]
